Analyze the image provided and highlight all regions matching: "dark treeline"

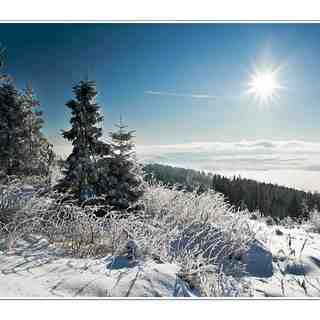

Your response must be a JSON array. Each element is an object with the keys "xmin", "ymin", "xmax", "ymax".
[{"xmin": 144, "ymin": 163, "xmax": 320, "ymax": 219}]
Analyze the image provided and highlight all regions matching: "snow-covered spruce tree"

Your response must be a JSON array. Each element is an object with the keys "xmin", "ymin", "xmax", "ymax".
[
  {"xmin": 0, "ymin": 46, "xmax": 53, "ymax": 180},
  {"xmin": 99, "ymin": 117, "xmax": 144, "ymax": 210},
  {"xmin": 56, "ymin": 80, "xmax": 110, "ymax": 202},
  {"xmin": 20, "ymin": 83, "xmax": 55, "ymax": 177},
  {"xmin": 0, "ymin": 45, "xmax": 9, "ymax": 82},
  {"xmin": 0, "ymin": 81, "xmax": 27, "ymax": 176}
]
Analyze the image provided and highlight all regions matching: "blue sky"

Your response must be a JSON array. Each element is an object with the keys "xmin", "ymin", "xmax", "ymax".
[
  {"xmin": 1, "ymin": 23, "xmax": 320, "ymax": 143},
  {"xmin": 2, "ymin": 23, "xmax": 320, "ymax": 190}
]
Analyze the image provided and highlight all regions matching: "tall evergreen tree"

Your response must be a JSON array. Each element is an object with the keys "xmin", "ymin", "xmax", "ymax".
[
  {"xmin": 101, "ymin": 116, "xmax": 144, "ymax": 210},
  {"xmin": 0, "ymin": 47, "xmax": 53, "ymax": 179},
  {"xmin": 22, "ymin": 83, "xmax": 43, "ymax": 153},
  {"xmin": 0, "ymin": 82, "xmax": 27, "ymax": 175},
  {"xmin": 0, "ymin": 81, "xmax": 54, "ymax": 177},
  {"xmin": 56, "ymin": 80, "xmax": 110, "ymax": 201},
  {"xmin": 21, "ymin": 83, "xmax": 54, "ymax": 176},
  {"xmin": 0, "ymin": 45, "xmax": 9, "ymax": 82}
]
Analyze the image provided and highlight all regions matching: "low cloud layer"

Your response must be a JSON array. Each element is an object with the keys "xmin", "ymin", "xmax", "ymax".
[
  {"xmin": 53, "ymin": 139, "xmax": 320, "ymax": 191},
  {"xmin": 136, "ymin": 140, "xmax": 320, "ymax": 171},
  {"xmin": 136, "ymin": 140, "xmax": 320, "ymax": 191}
]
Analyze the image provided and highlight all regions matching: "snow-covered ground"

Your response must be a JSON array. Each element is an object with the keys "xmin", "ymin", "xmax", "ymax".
[
  {"xmin": 243, "ymin": 221, "xmax": 320, "ymax": 297},
  {"xmin": 1, "ymin": 182, "xmax": 320, "ymax": 298},
  {"xmin": 0, "ymin": 234, "xmax": 192, "ymax": 297},
  {"xmin": 1, "ymin": 222, "xmax": 320, "ymax": 297}
]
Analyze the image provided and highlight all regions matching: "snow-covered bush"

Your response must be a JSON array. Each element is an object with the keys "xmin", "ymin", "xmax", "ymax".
[
  {"xmin": 0, "ymin": 181, "xmax": 256, "ymax": 296},
  {"xmin": 249, "ymin": 211, "xmax": 262, "ymax": 221},
  {"xmin": 132, "ymin": 183, "xmax": 255, "ymax": 278},
  {"xmin": 0, "ymin": 177, "xmax": 35, "ymax": 212},
  {"xmin": 0, "ymin": 191, "xmax": 110, "ymax": 257},
  {"xmin": 249, "ymin": 213, "xmax": 258, "ymax": 220},
  {"xmin": 265, "ymin": 216, "xmax": 275, "ymax": 226},
  {"xmin": 198, "ymin": 267, "xmax": 252, "ymax": 297},
  {"xmin": 278, "ymin": 216, "xmax": 295, "ymax": 228},
  {"xmin": 142, "ymin": 182, "xmax": 231, "ymax": 224},
  {"xmin": 98, "ymin": 183, "xmax": 255, "ymax": 296},
  {"xmin": 2, "ymin": 182, "xmax": 255, "ymax": 260}
]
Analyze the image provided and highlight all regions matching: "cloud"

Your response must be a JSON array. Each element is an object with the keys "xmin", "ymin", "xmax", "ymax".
[
  {"xmin": 53, "ymin": 138, "xmax": 320, "ymax": 173},
  {"xmin": 136, "ymin": 140, "xmax": 320, "ymax": 191},
  {"xmin": 136, "ymin": 139, "xmax": 320, "ymax": 172},
  {"xmin": 144, "ymin": 90, "xmax": 217, "ymax": 99}
]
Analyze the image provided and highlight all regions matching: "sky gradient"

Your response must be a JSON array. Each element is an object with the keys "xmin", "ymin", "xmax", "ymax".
[{"xmin": 1, "ymin": 23, "xmax": 320, "ymax": 191}]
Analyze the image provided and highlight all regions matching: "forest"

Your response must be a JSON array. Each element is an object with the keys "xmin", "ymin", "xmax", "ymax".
[{"xmin": 144, "ymin": 163, "xmax": 320, "ymax": 220}]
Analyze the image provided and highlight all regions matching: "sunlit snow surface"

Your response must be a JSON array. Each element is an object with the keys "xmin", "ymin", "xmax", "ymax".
[
  {"xmin": 0, "ymin": 234, "xmax": 192, "ymax": 297},
  {"xmin": 243, "ymin": 221, "xmax": 320, "ymax": 297},
  {"xmin": 1, "ymin": 221, "xmax": 320, "ymax": 297}
]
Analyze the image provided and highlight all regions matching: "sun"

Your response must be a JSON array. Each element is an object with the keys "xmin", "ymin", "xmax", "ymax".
[{"xmin": 248, "ymin": 70, "xmax": 282, "ymax": 103}]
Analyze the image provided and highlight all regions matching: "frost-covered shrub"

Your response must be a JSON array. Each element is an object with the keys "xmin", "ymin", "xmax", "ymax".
[
  {"xmin": 7, "ymin": 182, "xmax": 255, "ymax": 269},
  {"xmin": 249, "ymin": 213, "xmax": 258, "ymax": 220},
  {"xmin": 0, "ymin": 191, "xmax": 112, "ymax": 257},
  {"xmin": 249, "ymin": 211, "xmax": 262, "ymax": 221},
  {"xmin": 0, "ymin": 175, "xmax": 52, "ymax": 229},
  {"xmin": 278, "ymin": 216, "xmax": 294, "ymax": 229},
  {"xmin": 198, "ymin": 267, "xmax": 252, "ymax": 297},
  {"xmin": 142, "ymin": 182, "xmax": 231, "ymax": 225},
  {"xmin": 0, "ymin": 178, "xmax": 34, "ymax": 212},
  {"xmin": 0, "ymin": 181, "xmax": 256, "ymax": 296},
  {"xmin": 135, "ymin": 183, "xmax": 255, "ymax": 274},
  {"xmin": 265, "ymin": 216, "xmax": 275, "ymax": 226}
]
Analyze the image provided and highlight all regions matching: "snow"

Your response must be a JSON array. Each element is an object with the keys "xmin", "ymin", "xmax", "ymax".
[
  {"xmin": 1, "ymin": 183, "xmax": 320, "ymax": 297},
  {"xmin": 243, "ymin": 221, "xmax": 320, "ymax": 297},
  {"xmin": 1, "ymin": 220, "xmax": 320, "ymax": 297},
  {"xmin": 0, "ymin": 235, "xmax": 191, "ymax": 297}
]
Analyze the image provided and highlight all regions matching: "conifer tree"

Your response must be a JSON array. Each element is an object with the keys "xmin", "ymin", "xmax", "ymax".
[
  {"xmin": 21, "ymin": 83, "xmax": 54, "ymax": 176},
  {"xmin": 57, "ymin": 80, "xmax": 110, "ymax": 201},
  {"xmin": 0, "ymin": 48, "xmax": 53, "ymax": 179},
  {"xmin": 102, "ymin": 116, "xmax": 144, "ymax": 210},
  {"xmin": 289, "ymin": 194, "xmax": 301, "ymax": 218},
  {"xmin": 0, "ymin": 81, "xmax": 54, "ymax": 177},
  {"xmin": 0, "ymin": 82, "xmax": 27, "ymax": 175},
  {"xmin": 0, "ymin": 45, "xmax": 9, "ymax": 82}
]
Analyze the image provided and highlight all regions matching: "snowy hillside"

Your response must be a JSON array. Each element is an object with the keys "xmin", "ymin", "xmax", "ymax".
[{"xmin": 1, "ymin": 181, "xmax": 320, "ymax": 298}]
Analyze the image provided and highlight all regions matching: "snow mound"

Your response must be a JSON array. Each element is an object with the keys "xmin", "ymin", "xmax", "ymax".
[{"xmin": 242, "ymin": 240, "xmax": 273, "ymax": 277}]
